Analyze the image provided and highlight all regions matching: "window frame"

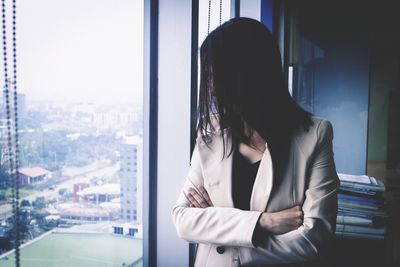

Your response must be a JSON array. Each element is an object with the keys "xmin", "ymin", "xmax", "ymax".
[{"xmin": 143, "ymin": 1, "xmax": 158, "ymax": 267}]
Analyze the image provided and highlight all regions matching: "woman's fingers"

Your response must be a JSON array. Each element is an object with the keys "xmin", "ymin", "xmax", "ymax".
[
  {"xmin": 185, "ymin": 185, "xmax": 213, "ymax": 208},
  {"xmin": 184, "ymin": 189, "xmax": 202, "ymax": 208},
  {"xmin": 186, "ymin": 187, "xmax": 210, "ymax": 208},
  {"xmin": 191, "ymin": 188, "xmax": 209, "ymax": 208},
  {"xmin": 260, "ymin": 204, "xmax": 305, "ymax": 234},
  {"xmin": 197, "ymin": 185, "xmax": 213, "ymax": 206}
]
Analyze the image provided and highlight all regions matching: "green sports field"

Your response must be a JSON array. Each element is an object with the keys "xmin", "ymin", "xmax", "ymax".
[{"xmin": 0, "ymin": 232, "xmax": 142, "ymax": 267}]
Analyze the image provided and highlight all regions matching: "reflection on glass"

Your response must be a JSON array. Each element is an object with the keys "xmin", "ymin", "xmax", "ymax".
[{"xmin": 288, "ymin": 12, "xmax": 369, "ymax": 175}]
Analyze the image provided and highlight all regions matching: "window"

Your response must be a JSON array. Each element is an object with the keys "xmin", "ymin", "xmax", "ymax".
[
  {"xmin": 129, "ymin": 228, "xmax": 138, "ymax": 236},
  {"xmin": 0, "ymin": 0, "xmax": 145, "ymax": 266},
  {"xmin": 0, "ymin": 1, "xmax": 279, "ymax": 267},
  {"xmin": 113, "ymin": 226, "xmax": 124, "ymax": 235}
]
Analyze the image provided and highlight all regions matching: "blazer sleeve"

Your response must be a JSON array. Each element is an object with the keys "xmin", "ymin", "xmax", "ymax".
[
  {"xmin": 238, "ymin": 119, "xmax": 341, "ymax": 265},
  {"xmin": 171, "ymin": 137, "xmax": 264, "ymax": 247}
]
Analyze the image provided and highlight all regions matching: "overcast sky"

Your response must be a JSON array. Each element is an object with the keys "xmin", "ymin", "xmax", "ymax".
[
  {"xmin": 1, "ymin": 0, "xmax": 143, "ymax": 105},
  {"xmin": 0, "ymin": 0, "xmax": 236, "ymax": 106}
]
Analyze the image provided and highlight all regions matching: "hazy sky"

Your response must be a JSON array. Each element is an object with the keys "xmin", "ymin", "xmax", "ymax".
[
  {"xmin": 1, "ymin": 0, "xmax": 143, "ymax": 105},
  {"xmin": 0, "ymin": 0, "xmax": 236, "ymax": 106}
]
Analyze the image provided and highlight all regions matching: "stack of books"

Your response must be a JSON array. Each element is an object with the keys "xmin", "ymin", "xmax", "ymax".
[{"xmin": 335, "ymin": 173, "xmax": 386, "ymax": 240}]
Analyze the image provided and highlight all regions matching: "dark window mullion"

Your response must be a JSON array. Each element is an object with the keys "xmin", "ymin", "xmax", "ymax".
[{"xmin": 143, "ymin": 0, "xmax": 158, "ymax": 267}]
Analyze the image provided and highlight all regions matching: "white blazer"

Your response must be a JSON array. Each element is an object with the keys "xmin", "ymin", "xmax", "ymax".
[{"xmin": 172, "ymin": 116, "xmax": 340, "ymax": 267}]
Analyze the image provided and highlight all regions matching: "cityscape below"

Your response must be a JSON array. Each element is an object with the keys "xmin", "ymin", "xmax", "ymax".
[{"xmin": 0, "ymin": 91, "xmax": 143, "ymax": 266}]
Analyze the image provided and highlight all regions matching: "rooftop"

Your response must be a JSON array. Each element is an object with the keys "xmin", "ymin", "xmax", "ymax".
[
  {"xmin": 77, "ymin": 184, "xmax": 120, "ymax": 196},
  {"xmin": 57, "ymin": 203, "xmax": 119, "ymax": 216},
  {"xmin": 18, "ymin": 167, "xmax": 50, "ymax": 178},
  {"xmin": 124, "ymin": 135, "xmax": 142, "ymax": 145}
]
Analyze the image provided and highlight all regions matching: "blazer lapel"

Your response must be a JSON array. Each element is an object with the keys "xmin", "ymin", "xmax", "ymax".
[
  {"xmin": 250, "ymin": 143, "xmax": 274, "ymax": 211},
  {"xmin": 197, "ymin": 130, "xmax": 235, "ymax": 208}
]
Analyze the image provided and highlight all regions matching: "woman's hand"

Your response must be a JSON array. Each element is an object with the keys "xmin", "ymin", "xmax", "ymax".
[
  {"xmin": 259, "ymin": 205, "xmax": 304, "ymax": 235},
  {"xmin": 184, "ymin": 185, "xmax": 214, "ymax": 208},
  {"xmin": 184, "ymin": 186, "xmax": 302, "ymax": 235}
]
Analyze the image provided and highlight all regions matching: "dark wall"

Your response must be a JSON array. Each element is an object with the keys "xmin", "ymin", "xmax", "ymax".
[
  {"xmin": 289, "ymin": 1, "xmax": 371, "ymax": 174},
  {"xmin": 261, "ymin": 0, "xmax": 400, "ymax": 175}
]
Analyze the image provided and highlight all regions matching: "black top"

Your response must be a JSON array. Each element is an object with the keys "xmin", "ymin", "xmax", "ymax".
[
  {"xmin": 232, "ymin": 147, "xmax": 261, "ymax": 210},
  {"xmin": 231, "ymin": 145, "xmax": 267, "ymax": 247}
]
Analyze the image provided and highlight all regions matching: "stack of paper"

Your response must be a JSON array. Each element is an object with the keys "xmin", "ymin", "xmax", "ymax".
[{"xmin": 335, "ymin": 173, "xmax": 386, "ymax": 240}]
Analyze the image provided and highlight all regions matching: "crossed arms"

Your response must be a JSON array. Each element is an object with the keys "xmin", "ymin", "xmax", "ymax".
[{"xmin": 171, "ymin": 119, "xmax": 340, "ymax": 265}]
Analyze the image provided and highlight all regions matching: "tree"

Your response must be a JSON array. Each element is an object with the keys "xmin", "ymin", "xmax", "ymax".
[
  {"xmin": 0, "ymin": 191, "xmax": 6, "ymax": 202},
  {"xmin": 32, "ymin": 197, "xmax": 46, "ymax": 210},
  {"xmin": 21, "ymin": 199, "xmax": 31, "ymax": 207},
  {"xmin": 0, "ymin": 168, "xmax": 10, "ymax": 189}
]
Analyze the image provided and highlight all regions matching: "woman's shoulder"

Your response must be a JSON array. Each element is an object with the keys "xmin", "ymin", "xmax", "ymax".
[
  {"xmin": 293, "ymin": 116, "xmax": 334, "ymax": 153},
  {"xmin": 309, "ymin": 116, "xmax": 334, "ymax": 140},
  {"xmin": 195, "ymin": 114, "xmax": 222, "ymax": 147},
  {"xmin": 196, "ymin": 114, "xmax": 223, "ymax": 137}
]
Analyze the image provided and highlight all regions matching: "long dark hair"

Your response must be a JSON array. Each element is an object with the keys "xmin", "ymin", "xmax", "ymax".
[{"xmin": 197, "ymin": 17, "xmax": 314, "ymax": 184}]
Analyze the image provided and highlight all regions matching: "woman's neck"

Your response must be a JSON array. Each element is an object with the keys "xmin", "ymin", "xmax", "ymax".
[{"xmin": 238, "ymin": 129, "xmax": 266, "ymax": 164}]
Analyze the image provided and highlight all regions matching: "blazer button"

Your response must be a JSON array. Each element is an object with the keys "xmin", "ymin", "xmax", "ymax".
[{"xmin": 216, "ymin": 246, "xmax": 225, "ymax": 254}]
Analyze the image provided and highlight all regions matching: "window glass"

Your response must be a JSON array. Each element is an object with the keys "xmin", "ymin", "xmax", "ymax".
[
  {"xmin": 287, "ymin": 4, "xmax": 368, "ymax": 175},
  {"xmin": 0, "ymin": 1, "xmax": 144, "ymax": 266},
  {"xmin": 199, "ymin": 0, "xmax": 232, "ymax": 45}
]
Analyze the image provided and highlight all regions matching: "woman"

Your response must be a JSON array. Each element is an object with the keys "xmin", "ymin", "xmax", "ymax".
[{"xmin": 172, "ymin": 17, "xmax": 340, "ymax": 267}]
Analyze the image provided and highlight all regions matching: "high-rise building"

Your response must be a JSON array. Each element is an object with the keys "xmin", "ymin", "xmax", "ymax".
[{"xmin": 119, "ymin": 136, "xmax": 142, "ymax": 223}]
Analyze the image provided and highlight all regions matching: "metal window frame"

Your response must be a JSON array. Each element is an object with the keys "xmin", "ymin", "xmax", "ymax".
[
  {"xmin": 151, "ymin": 1, "xmax": 194, "ymax": 266},
  {"xmin": 189, "ymin": 1, "xmax": 199, "ymax": 265},
  {"xmin": 143, "ymin": 0, "xmax": 158, "ymax": 267}
]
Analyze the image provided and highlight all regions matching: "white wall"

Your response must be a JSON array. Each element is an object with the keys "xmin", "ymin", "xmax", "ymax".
[{"xmin": 157, "ymin": 1, "xmax": 192, "ymax": 266}]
